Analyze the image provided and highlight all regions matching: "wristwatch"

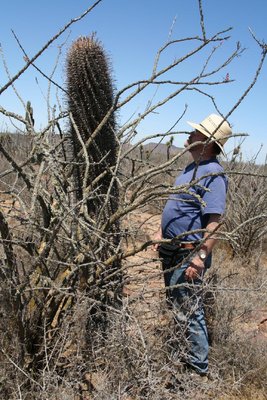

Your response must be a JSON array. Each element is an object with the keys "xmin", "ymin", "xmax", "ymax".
[{"xmin": 198, "ymin": 249, "xmax": 208, "ymax": 261}]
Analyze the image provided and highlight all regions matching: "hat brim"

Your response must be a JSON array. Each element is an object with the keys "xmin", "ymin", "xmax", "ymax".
[{"xmin": 187, "ymin": 121, "xmax": 226, "ymax": 156}]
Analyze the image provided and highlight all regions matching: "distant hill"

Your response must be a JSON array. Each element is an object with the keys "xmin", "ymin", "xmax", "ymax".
[
  {"xmin": 123, "ymin": 141, "xmax": 192, "ymax": 169},
  {"xmin": 142, "ymin": 142, "xmax": 183, "ymax": 155},
  {"xmin": 123, "ymin": 141, "xmax": 190, "ymax": 165}
]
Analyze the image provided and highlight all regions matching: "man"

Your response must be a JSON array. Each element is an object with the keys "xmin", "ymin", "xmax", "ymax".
[{"xmin": 153, "ymin": 114, "xmax": 232, "ymax": 377}]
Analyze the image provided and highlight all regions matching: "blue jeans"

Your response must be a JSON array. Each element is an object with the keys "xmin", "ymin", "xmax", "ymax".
[{"xmin": 159, "ymin": 246, "xmax": 211, "ymax": 375}]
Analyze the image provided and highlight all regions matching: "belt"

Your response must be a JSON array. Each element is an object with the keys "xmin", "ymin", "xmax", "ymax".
[
  {"xmin": 178, "ymin": 242, "xmax": 196, "ymax": 250},
  {"xmin": 160, "ymin": 241, "xmax": 198, "ymax": 253},
  {"xmin": 159, "ymin": 241, "xmax": 197, "ymax": 256}
]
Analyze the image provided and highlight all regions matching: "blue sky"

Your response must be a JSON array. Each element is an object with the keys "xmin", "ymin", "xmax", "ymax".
[{"xmin": 0, "ymin": 0, "xmax": 266, "ymax": 162}]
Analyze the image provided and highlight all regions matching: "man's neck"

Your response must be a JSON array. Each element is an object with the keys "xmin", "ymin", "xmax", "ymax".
[{"xmin": 191, "ymin": 152, "xmax": 216, "ymax": 163}]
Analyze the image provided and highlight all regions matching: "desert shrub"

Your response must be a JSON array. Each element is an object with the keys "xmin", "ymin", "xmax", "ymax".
[
  {"xmin": 224, "ymin": 160, "xmax": 267, "ymax": 256},
  {"xmin": 207, "ymin": 248, "xmax": 267, "ymax": 396}
]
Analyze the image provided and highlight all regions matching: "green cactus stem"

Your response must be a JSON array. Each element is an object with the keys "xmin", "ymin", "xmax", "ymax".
[
  {"xmin": 25, "ymin": 100, "xmax": 34, "ymax": 134},
  {"xmin": 66, "ymin": 35, "xmax": 118, "ymax": 217},
  {"xmin": 66, "ymin": 35, "xmax": 121, "ymax": 304}
]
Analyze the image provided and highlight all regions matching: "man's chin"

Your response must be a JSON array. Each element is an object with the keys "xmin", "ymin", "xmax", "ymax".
[{"xmin": 184, "ymin": 140, "xmax": 190, "ymax": 148}]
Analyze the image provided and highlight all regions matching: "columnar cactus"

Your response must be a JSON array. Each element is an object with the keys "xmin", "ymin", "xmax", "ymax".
[
  {"xmin": 67, "ymin": 35, "xmax": 118, "ymax": 216},
  {"xmin": 66, "ymin": 35, "xmax": 121, "ymax": 303},
  {"xmin": 25, "ymin": 100, "xmax": 34, "ymax": 134}
]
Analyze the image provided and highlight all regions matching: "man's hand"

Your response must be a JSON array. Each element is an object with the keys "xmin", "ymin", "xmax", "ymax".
[
  {"xmin": 185, "ymin": 256, "xmax": 205, "ymax": 280},
  {"xmin": 152, "ymin": 228, "xmax": 162, "ymax": 251}
]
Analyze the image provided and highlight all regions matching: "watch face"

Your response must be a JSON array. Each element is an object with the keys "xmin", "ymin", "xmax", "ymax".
[{"xmin": 199, "ymin": 250, "xmax": 207, "ymax": 260}]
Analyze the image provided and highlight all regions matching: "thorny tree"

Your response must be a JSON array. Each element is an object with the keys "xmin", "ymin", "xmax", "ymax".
[{"xmin": 0, "ymin": 0, "xmax": 266, "ymax": 398}]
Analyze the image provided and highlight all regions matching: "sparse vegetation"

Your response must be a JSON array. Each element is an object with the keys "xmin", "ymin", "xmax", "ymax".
[{"xmin": 0, "ymin": 1, "xmax": 266, "ymax": 399}]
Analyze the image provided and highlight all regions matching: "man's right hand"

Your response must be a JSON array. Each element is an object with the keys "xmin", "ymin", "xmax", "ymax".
[
  {"xmin": 185, "ymin": 259, "xmax": 205, "ymax": 280},
  {"xmin": 152, "ymin": 228, "xmax": 162, "ymax": 251}
]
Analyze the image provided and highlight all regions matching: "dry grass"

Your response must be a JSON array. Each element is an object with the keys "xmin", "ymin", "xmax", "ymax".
[
  {"xmin": 0, "ymin": 136, "xmax": 266, "ymax": 399},
  {"xmin": 1, "ymin": 217, "xmax": 267, "ymax": 399}
]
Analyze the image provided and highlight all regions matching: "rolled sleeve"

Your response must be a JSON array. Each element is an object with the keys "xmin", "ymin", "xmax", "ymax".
[{"xmin": 201, "ymin": 175, "xmax": 227, "ymax": 216}]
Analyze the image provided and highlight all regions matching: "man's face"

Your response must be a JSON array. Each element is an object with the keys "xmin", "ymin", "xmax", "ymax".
[{"xmin": 184, "ymin": 130, "xmax": 207, "ymax": 152}]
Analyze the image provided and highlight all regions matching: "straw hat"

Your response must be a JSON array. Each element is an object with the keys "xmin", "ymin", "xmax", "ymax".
[{"xmin": 187, "ymin": 114, "xmax": 232, "ymax": 155}]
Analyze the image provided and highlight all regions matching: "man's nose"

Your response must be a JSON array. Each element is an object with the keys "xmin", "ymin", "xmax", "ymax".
[{"xmin": 188, "ymin": 131, "xmax": 196, "ymax": 137}]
